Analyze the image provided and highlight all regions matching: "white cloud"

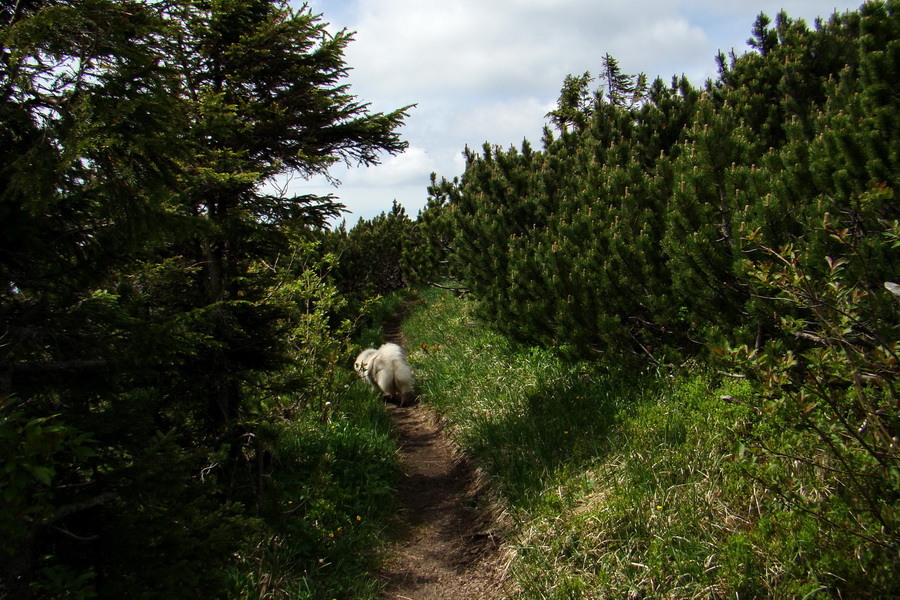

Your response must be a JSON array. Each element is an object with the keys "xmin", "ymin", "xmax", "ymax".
[
  {"xmin": 342, "ymin": 146, "xmax": 437, "ymax": 187},
  {"xmin": 296, "ymin": 0, "xmax": 865, "ymax": 222},
  {"xmin": 448, "ymin": 97, "xmax": 555, "ymax": 150},
  {"xmin": 341, "ymin": 0, "xmax": 710, "ymax": 101}
]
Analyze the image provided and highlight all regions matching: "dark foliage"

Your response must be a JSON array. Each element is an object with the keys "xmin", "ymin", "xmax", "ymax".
[{"xmin": 0, "ymin": 1, "xmax": 408, "ymax": 597}]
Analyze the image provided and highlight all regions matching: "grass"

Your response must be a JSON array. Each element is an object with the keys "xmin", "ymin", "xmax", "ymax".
[
  {"xmin": 401, "ymin": 286, "xmax": 888, "ymax": 599},
  {"xmin": 230, "ymin": 286, "xmax": 896, "ymax": 598},
  {"xmin": 351, "ymin": 288, "xmax": 417, "ymax": 351},
  {"xmin": 228, "ymin": 380, "xmax": 400, "ymax": 600},
  {"xmin": 227, "ymin": 291, "xmax": 414, "ymax": 600}
]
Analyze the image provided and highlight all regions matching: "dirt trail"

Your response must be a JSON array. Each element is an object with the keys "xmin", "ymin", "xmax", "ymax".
[{"xmin": 376, "ymin": 303, "xmax": 509, "ymax": 600}]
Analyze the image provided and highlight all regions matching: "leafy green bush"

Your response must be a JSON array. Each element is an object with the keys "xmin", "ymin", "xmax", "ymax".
[
  {"xmin": 0, "ymin": 406, "xmax": 98, "ymax": 598},
  {"xmin": 720, "ymin": 214, "xmax": 900, "ymax": 594}
]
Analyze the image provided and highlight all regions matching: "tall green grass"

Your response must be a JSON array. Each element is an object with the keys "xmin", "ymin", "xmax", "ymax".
[
  {"xmin": 227, "ymin": 293, "xmax": 411, "ymax": 600},
  {"xmin": 228, "ymin": 381, "xmax": 399, "ymax": 600},
  {"xmin": 403, "ymin": 287, "xmax": 883, "ymax": 598}
]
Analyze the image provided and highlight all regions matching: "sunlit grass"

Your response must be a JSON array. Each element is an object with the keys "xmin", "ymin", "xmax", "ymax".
[
  {"xmin": 401, "ymin": 287, "xmax": 878, "ymax": 598},
  {"xmin": 403, "ymin": 288, "xmax": 666, "ymax": 509},
  {"xmin": 235, "ymin": 287, "xmax": 894, "ymax": 598}
]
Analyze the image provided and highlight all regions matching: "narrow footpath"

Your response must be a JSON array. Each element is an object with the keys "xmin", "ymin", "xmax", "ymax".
[{"xmin": 376, "ymin": 304, "xmax": 509, "ymax": 600}]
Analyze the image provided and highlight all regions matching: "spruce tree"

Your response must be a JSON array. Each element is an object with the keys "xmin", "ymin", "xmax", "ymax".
[
  {"xmin": 327, "ymin": 200, "xmax": 413, "ymax": 300},
  {"xmin": 1, "ymin": 1, "xmax": 410, "ymax": 596},
  {"xmin": 161, "ymin": 0, "xmax": 408, "ymax": 430},
  {"xmin": 0, "ymin": 2, "xmax": 206, "ymax": 595},
  {"xmin": 401, "ymin": 174, "xmax": 463, "ymax": 291}
]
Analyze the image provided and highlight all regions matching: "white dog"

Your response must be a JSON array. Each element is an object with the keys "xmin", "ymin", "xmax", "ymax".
[
  {"xmin": 354, "ymin": 343, "xmax": 414, "ymax": 406},
  {"xmin": 354, "ymin": 348, "xmax": 377, "ymax": 378}
]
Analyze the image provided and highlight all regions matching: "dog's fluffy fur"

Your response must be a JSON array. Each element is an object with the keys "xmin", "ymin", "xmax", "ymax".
[
  {"xmin": 353, "ymin": 348, "xmax": 377, "ymax": 378},
  {"xmin": 354, "ymin": 343, "xmax": 414, "ymax": 406}
]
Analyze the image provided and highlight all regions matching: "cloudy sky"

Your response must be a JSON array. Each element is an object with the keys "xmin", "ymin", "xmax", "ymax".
[{"xmin": 290, "ymin": 0, "xmax": 864, "ymax": 224}]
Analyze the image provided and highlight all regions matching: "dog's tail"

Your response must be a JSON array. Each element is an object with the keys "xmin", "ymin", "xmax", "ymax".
[
  {"xmin": 390, "ymin": 357, "xmax": 414, "ymax": 397},
  {"xmin": 390, "ymin": 357, "xmax": 414, "ymax": 407},
  {"xmin": 370, "ymin": 351, "xmax": 414, "ymax": 405}
]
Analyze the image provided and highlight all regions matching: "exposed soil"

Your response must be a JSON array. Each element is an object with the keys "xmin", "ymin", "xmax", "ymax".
[{"xmin": 376, "ymin": 302, "xmax": 510, "ymax": 600}]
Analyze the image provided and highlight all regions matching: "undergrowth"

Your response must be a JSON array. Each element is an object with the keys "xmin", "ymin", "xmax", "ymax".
[
  {"xmin": 230, "ymin": 383, "xmax": 398, "ymax": 600},
  {"xmin": 402, "ymin": 286, "xmax": 894, "ymax": 599},
  {"xmin": 227, "ymin": 292, "xmax": 411, "ymax": 600}
]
